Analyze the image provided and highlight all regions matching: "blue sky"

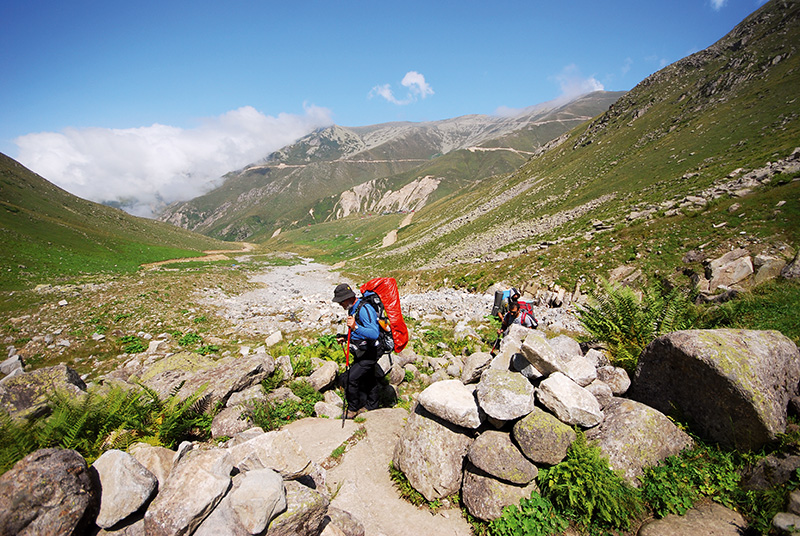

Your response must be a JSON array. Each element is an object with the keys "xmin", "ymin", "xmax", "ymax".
[{"xmin": 0, "ymin": 0, "xmax": 767, "ymax": 216}]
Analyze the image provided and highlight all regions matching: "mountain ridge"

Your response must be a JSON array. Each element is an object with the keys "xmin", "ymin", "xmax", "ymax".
[{"xmin": 157, "ymin": 91, "xmax": 624, "ymax": 240}]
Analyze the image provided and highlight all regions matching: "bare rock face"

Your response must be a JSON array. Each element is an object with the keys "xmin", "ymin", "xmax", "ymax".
[
  {"xmin": 585, "ymin": 398, "xmax": 694, "ymax": 486},
  {"xmin": 0, "ymin": 448, "xmax": 98, "ymax": 536},
  {"xmin": 461, "ymin": 462, "xmax": 539, "ymax": 522},
  {"xmin": 227, "ymin": 429, "xmax": 313, "ymax": 479},
  {"xmin": 512, "ymin": 407, "xmax": 576, "ymax": 466},
  {"xmin": 93, "ymin": 449, "xmax": 158, "ymax": 529},
  {"xmin": 0, "ymin": 365, "xmax": 86, "ymax": 420},
  {"xmin": 631, "ymin": 329, "xmax": 800, "ymax": 450},
  {"xmin": 392, "ymin": 405, "xmax": 473, "ymax": 502}
]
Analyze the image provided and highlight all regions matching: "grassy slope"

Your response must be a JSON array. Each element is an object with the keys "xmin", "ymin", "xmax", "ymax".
[
  {"xmin": 330, "ymin": 0, "xmax": 799, "ymax": 284},
  {"xmin": 0, "ymin": 154, "xmax": 235, "ymax": 290}
]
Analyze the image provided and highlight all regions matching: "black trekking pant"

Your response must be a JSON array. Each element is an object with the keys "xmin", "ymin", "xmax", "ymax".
[{"xmin": 345, "ymin": 356, "xmax": 380, "ymax": 411}]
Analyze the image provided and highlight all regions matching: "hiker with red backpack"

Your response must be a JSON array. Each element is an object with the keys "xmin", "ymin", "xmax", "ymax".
[
  {"xmin": 333, "ymin": 283, "xmax": 381, "ymax": 419},
  {"xmin": 332, "ymin": 278, "xmax": 409, "ymax": 420}
]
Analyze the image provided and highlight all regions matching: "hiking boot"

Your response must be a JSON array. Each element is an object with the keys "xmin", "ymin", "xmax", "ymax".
[
  {"xmin": 345, "ymin": 409, "xmax": 359, "ymax": 419},
  {"xmin": 357, "ymin": 407, "xmax": 369, "ymax": 415}
]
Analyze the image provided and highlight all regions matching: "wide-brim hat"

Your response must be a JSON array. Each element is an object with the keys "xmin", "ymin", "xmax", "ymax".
[{"xmin": 332, "ymin": 283, "xmax": 356, "ymax": 303}]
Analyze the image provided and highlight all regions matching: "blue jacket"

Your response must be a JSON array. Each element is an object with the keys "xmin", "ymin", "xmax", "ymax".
[{"xmin": 348, "ymin": 294, "xmax": 380, "ymax": 343}]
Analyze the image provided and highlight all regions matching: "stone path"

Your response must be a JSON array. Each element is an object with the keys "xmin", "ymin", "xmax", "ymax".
[{"xmin": 286, "ymin": 410, "xmax": 472, "ymax": 536}]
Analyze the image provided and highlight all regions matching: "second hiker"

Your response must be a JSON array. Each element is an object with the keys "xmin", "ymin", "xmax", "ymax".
[{"xmin": 332, "ymin": 283, "xmax": 381, "ymax": 418}]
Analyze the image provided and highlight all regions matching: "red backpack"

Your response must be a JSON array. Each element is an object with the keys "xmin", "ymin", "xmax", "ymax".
[{"xmin": 359, "ymin": 277, "xmax": 409, "ymax": 353}]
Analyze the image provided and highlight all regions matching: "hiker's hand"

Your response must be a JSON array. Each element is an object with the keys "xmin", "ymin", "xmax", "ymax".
[{"xmin": 346, "ymin": 315, "xmax": 356, "ymax": 330}]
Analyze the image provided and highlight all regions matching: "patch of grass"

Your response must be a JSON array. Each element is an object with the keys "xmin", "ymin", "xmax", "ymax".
[{"xmin": 697, "ymin": 278, "xmax": 800, "ymax": 345}]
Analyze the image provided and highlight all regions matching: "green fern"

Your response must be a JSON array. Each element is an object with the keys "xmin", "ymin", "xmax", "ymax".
[{"xmin": 577, "ymin": 277, "xmax": 696, "ymax": 372}]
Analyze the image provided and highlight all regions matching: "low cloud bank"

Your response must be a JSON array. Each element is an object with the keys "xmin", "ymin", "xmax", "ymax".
[{"xmin": 15, "ymin": 105, "xmax": 333, "ymax": 218}]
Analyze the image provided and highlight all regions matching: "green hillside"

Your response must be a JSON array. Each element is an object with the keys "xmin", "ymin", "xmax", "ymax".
[
  {"xmin": 0, "ymin": 154, "xmax": 234, "ymax": 291},
  {"xmin": 327, "ymin": 0, "xmax": 800, "ymax": 290}
]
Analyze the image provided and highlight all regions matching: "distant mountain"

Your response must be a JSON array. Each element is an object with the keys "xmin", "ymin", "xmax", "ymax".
[
  {"xmin": 0, "ymin": 153, "xmax": 230, "ymax": 290},
  {"xmin": 349, "ymin": 0, "xmax": 800, "ymax": 273},
  {"xmin": 158, "ymin": 92, "xmax": 624, "ymax": 240}
]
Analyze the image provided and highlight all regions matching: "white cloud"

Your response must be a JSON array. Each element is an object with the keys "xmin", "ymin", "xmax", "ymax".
[
  {"xmin": 553, "ymin": 64, "xmax": 605, "ymax": 100},
  {"xmin": 370, "ymin": 71, "xmax": 434, "ymax": 105},
  {"xmin": 621, "ymin": 57, "xmax": 633, "ymax": 76},
  {"xmin": 14, "ymin": 105, "xmax": 333, "ymax": 218},
  {"xmin": 710, "ymin": 0, "xmax": 727, "ymax": 10}
]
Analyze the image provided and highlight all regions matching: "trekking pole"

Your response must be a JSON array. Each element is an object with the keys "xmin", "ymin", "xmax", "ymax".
[
  {"xmin": 490, "ymin": 333, "xmax": 502, "ymax": 356},
  {"xmin": 341, "ymin": 327, "xmax": 352, "ymax": 428}
]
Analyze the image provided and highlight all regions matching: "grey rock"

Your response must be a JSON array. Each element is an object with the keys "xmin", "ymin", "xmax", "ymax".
[
  {"xmin": 536, "ymin": 372, "xmax": 603, "ymax": 428},
  {"xmin": 706, "ymin": 249, "xmax": 753, "ymax": 291},
  {"xmin": 322, "ymin": 507, "xmax": 365, "ymax": 536},
  {"xmin": 0, "ymin": 355, "xmax": 23, "ymax": 375},
  {"xmin": 129, "ymin": 443, "xmax": 175, "ymax": 490},
  {"xmin": 144, "ymin": 448, "xmax": 233, "ymax": 536},
  {"xmin": 461, "ymin": 462, "xmax": 539, "ymax": 522},
  {"xmin": 210, "ymin": 405, "xmax": 250, "ymax": 439},
  {"xmin": 549, "ymin": 335, "xmax": 583, "ymax": 362},
  {"xmin": 638, "ymin": 500, "xmax": 747, "ymax": 536},
  {"xmin": 563, "ymin": 355, "xmax": 597, "ymax": 387},
  {"xmin": 585, "ymin": 398, "xmax": 694, "ymax": 486},
  {"xmin": 584, "ymin": 348, "xmax": 610, "ymax": 368},
  {"xmin": 230, "ymin": 468, "xmax": 287, "ymax": 535},
  {"xmin": 178, "ymin": 353, "xmax": 276, "ymax": 408},
  {"xmin": 418, "ymin": 379, "xmax": 484, "ymax": 429},
  {"xmin": 265, "ymin": 480, "xmax": 329, "ymax": 536},
  {"xmin": 476, "ymin": 369, "xmax": 536, "ymax": 421},
  {"xmin": 631, "ymin": 329, "xmax": 800, "ymax": 450},
  {"xmin": 392, "ymin": 405, "xmax": 473, "ymax": 502},
  {"xmin": 309, "ymin": 361, "xmax": 338, "ymax": 392},
  {"xmin": 0, "ymin": 364, "xmax": 86, "ymax": 420},
  {"xmin": 585, "ymin": 380, "xmax": 614, "ymax": 409},
  {"xmin": 227, "ymin": 429, "xmax": 312, "ymax": 479},
  {"xmin": 226, "ymin": 384, "xmax": 267, "ymax": 408},
  {"xmin": 467, "ymin": 430, "xmax": 538, "ymax": 485},
  {"xmin": 513, "ymin": 407, "xmax": 576, "ymax": 466},
  {"xmin": 741, "ymin": 453, "xmax": 800, "ymax": 490},
  {"xmin": 0, "ymin": 448, "xmax": 98, "ymax": 536},
  {"xmin": 314, "ymin": 401, "xmax": 343, "ymax": 419},
  {"xmin": 521, "ymin": 331, "xmax": 568, "ymax": 375},
  {"xmin": 510, "ymin": 353, "xmax": 542, "ymax": 380},
  {"xmin": 773, "ymin": 512, "xmax": 800, "ymax": 534},
  {"xmin": 596, "ymin": 366, "xmax": 631, "ymax": 395},
  {"xmin": 93, "ymin": 450, "xmax": 158, "ymax": 529}
]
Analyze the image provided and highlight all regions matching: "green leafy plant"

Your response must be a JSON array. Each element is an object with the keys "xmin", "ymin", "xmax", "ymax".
[
  {"xmin": 119, "ymin": 335, "xmax": 146, "ymax": 354},
  {"xmin": 489, "ymin": 492, "xmax": 568, "ymax": 536},
  {"xmin": 178, "ymin": 332, "xmax": 203, "ymax": 347},
  {"xmin": 538, "ymin": 433, "xmax": 643, "ymax": 531},
  {"xmin": 576, "ymin": 277, "xmax": 696, "ymax": 372}
]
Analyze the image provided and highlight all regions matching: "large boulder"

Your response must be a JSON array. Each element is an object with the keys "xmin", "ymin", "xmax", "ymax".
[
  {"xmin": 210, "ymin": 405, "xmax": 250, "ymax": 439},
  {"xmin": 513, "ymin": 407, "xmax": 576, "ymax": 466},
  {"xmin": 309, "ymin": 361, "xmax": 338, "ymax": 392},
  {"xmin": 418, "ymin": 379, "xmax": 484, "ymax": 429},
  {"xmin": 630, "ymin": 329, "xmax": 800, "ymax": 450},
  {"xmin": 467, "ymin": 430, "xmax": 538, "ymax": 485},
  {"xmin": 392, "ymin": 405, "xmax": 473, "ymax": 502},
  {"xmin": 144, "ymin": 448, "xmax": 233, "ymax": 536},
  {"xmin": 706, "ymin": 248, "xmax": 753, "ymax": 292},
  {"xmin": 178, "ymin": 353, "xmax": 276, "ymax": 408},
  {"xmin": 0, "ymin": 365, "xmax": 86, "ymax": 420},
  {"xmin": 92, "ymin": 449, "xmax": 158, "ymax": 529},
  {"xmin": 536, "ymin": 372, "xmax": 603, "ymax": 428},
  {"xmin": 476, "ymin": 369, "xmax": 536, "ymax": 421},
  {"xmin": 585, "ymin": 398, "xmax": 694, "ymax": 486},
  {"xmin": 265, "ymin": 480, "xmax": 329, "ymax": 536},
  {"xmin": 0, "ymin": 448, "xmax": 98, "ymax": 536},
  {"xmin": 227, "ymin": 429, "xmax": 312, "ymax": 479},
  {"xmin": 461, "ymin": 462, "xmax": 539, "ymax": 522}
]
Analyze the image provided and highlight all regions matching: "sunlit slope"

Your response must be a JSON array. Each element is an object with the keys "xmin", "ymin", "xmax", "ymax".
[
  {"xmin": 357, "ymin": 0, "xmax": 800, "ymax": 272},
  {"xmin": 0, "ymin": 153, "xmax": 232, "ymax": 289}
]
